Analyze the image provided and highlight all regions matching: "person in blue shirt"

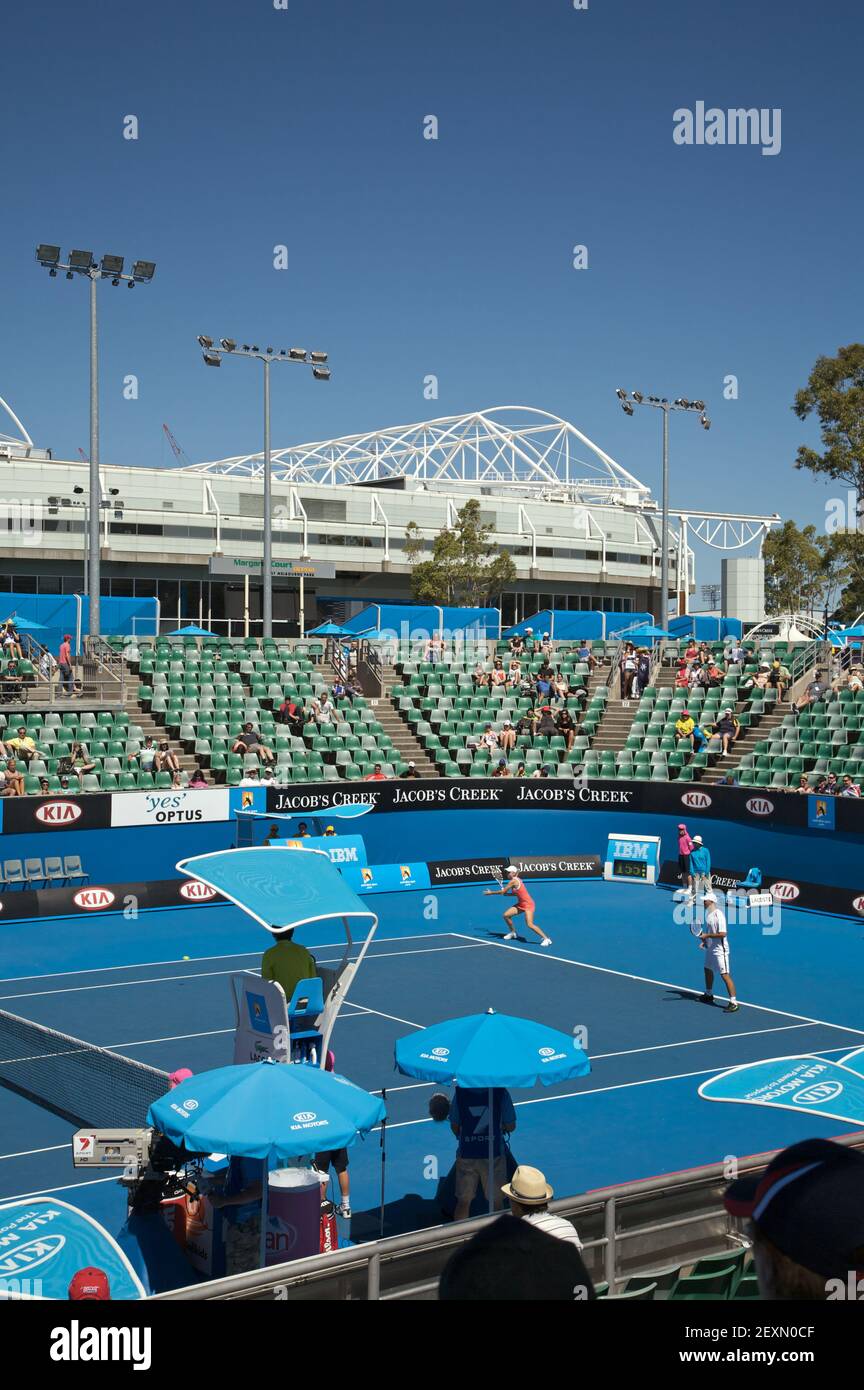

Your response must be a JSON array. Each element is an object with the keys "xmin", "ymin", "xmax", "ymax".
[
  {"xmin": 689, "ymin": 834, "xmax": 712, "ymax": 899},
  {"xmin": 691, "ymin": 723, "xmax": 708, "ymax": 754},
  {"xmin": 451, "ymin": 1086, "xmax": 516, "ymax": 1221}
]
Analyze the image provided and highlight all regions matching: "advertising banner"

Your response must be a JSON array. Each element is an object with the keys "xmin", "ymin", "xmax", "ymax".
[
  {"xmin": 508, "ymin": 853, "xmax": 602, "ymax": 879},
  {"xmin": 341, "ymin": 861, "xmax": 430, "ymax": 893},
  {"xmin": 658, "ymin": 860, "xmax": 864, "ymax": 919},
  {"xmin": 2, "ymin": 795, "xmax": 111, "ymax": 835},
  {"xmin": 0, "ymin": 876, "xmax": 224, "ymax": 922},
  {"xmin": 110, "ymin": 788, "xmax": 231, "ymax": 828}
]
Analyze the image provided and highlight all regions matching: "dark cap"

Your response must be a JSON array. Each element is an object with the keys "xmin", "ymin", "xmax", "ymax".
[{"xmin": 723, "ymin": 1138, "xmax": 864, "ymax": 1279}]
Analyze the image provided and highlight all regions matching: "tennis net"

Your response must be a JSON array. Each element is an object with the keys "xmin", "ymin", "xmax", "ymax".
[{"xmin": 0, "ymin": 1007, "xmax": 170, "ymax": 1127}]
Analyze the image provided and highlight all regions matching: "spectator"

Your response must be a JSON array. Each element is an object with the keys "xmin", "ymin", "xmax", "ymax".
[
  {"xmin": 188, "ymin": 764, "xmax": 208, "ymax": 788},
  {"xmin": 691, "ymin": 721, "xmax": 708, "ymax": 755},
  {"xmin": 331, "ymin": 678, "xmax": 346, "ymax": 702},
  {"xmin": 310, "ymin": 692, "xmax": 335, "ymax": 725},
  {"xmin": 792, "ymin": 670, "xmax": 826, "ymax": 715},
  {"xmin": 3, "ymin": 758, "xmax": 24, "ymax": 796},
  {"xmin": 515, "ymin": 761, "xmax": 528, "ymax": 778},
  {"xmin": 276, "ymin": 696, "xmax": 303, "ymax": 731},
  {"xmin": 635, "ymin": 648, "xmax": 651, "ymax": 698},
  {"xmin": 68, "ymin": 741, "xmax": 96, "ymax": 786},
  {"xmin": 797, "ymin": 773, "xmax": 811, "ymax": 794},
  {"xmin": 58, "ymin": 633, "xmax": 76, "ymax": 697},
  {"xmin": 577, "ymin": 640, "xmax": 596, "ymax": 672},
  {"xmin": 713, "ymin": 710, "xmax": 737, "ymax": 756},
  {"xmin": 239, "ymin": 767, "xmax": 261, "ymax": 787},
  {"xmin": 677, "ymin": 823, "xmax": 694, "ymax": 894},
  {"xmin": 400, "ymin": 761, "xmax": 421, "ymax": 779},
  {"xmin": 472, "ymin": 660, "xmax": 488, "ymax": 690},
  {"xmin": 38, "ymin": 775, "xmax": 51, "ymax": 796},
  {"xmin": 39, "ymin": 649, "xmax": 56, "ymax": 686},
  {"xmin": 490, "ymin": 661, "xmax": 507, "ymax": 689},
  {"xmin": 261, "ymin": 927, "xmax": 318, "ymax": 1009},
  {"xmin": 232, "ymin": 722, "xmax": 275, "ymax": 766},
  {"xmin": 715, "ymin": 772, "xmax": 740, "ymax": 787},
  {"xmin": 439, "ymin": 1215, "xmax": 594, "ymax": 1302},
  {"xmin": 556, "ymin": 707, "xmax": 576, "ymax": 751},
  {"xmin": 840, "ymin": 775, "xmax": 861, "ymax": 798},
  {"xmin": 365, "ymin": 762, "xmax": 387, "ymax": 781},
  {"xmin": 7, "ymin": 725, "xmax": 36, "ymax": 765},
  {"xmin": 675, "ymin": 661, "xmax": 690, "ymax": 691},
  {"xmin": 540, "ymin": 632, "xmax": 553, "ymax": 658},
  {"xmin": 263, "ymin": 823, "xmax": 281, "ymax": 844},
  {"xmin": 517, "ymin": 709, "xmax": 539, "ymax": 737},
  {"xmin": 674, "ymin": 710, "xmax": 695, "ymax": 748},
  {"xmin": 492, "ymin": 758, "xmax": 510, "ymax": 777},
  {"xmin": 769, "ymin": 657, "xmax": 791, "ymax": 702},
  {"xmin": 825, "ymin": 771, "xmax": 840, "ymax": 795},
  {"xmin": 68, "ymin": 1268, "xmax": 111, "ymax": 1302},
  {"xmin": 723, "ymin": 1138, "xmax": 864, "ymax": 1300},
  {"xmin": 847, "ymin": 667, "xmax": 864, "ymax": 695},
  {"xmin": 537, "ymin": 706, "xmax": 557, "ymax": 738},
  {"xmin": 537, "ymin": 765, "xmax": 551, "ymax": 778},
  {"xmin": 2, "ymin": 621, "xmax": 23, "ymax": 660},
  {"xmin": 509, "ymin": 633, "xmax": 524, "ymax": 656},
  {"xmin": 295, "ymin": 822, "xmax": 311, "ymax": 838},
  {"xmin": 128, "ymin": 735, "xmax": 157, "ymax": 773},
  {"xmin": 451, "ymin": 1085, "xmax": 516, "ymax": 1221},
  {"xmin": 726, "ymin": 642, "xmax": 746, "ymax": 669},
  {"xmin": 620, "ymin": 646, "xmax": 637, "ymax": 704},
  {"xmin": 522, "ymin": 628, "xmax": 535, "ymax": 652},
  {"xmin": 502, "ymin": 1165, "xmax": 582, "ymax": 1248},
  {"xmin": 155, "ymin": 740, "xmax": 180, "ymax": 775},
  {"xmin": 507, "ymin": 658, "xmax": 521, "ymax": 685},
  {"xmin": 499, "ymin": 720, "xmax": 516, "ymax": 753},
  {"xmin": 535, "ymin": 670, "xmax": 552, "ymax": 701},
  {"xmin": 481, "ymin": 724, "xmax": 499, "ymax": 751},
  {"xmin": 171, "ymin": 770, "xmax": 185, "ymax": 788}
]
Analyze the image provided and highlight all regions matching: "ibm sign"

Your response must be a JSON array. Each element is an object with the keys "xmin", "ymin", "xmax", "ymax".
[{"xmin": 603, "ymin": 833, "xmax": 662, "ymax": 885}]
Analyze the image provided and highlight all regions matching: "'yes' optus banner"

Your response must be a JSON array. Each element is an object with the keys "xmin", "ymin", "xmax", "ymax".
[{"xmin": 698, "ymin": 1054, "xmax": 864, "ymax": 1125}]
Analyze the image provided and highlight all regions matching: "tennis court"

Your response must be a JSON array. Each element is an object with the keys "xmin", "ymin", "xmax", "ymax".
[{"xmin": 2, "ymin": 877, "xmax": 863, "ymax": 1250}]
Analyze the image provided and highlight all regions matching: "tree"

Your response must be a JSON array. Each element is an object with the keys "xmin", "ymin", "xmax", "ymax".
[
  {"xmin": 793, "ymin": 343, "xmax": 864, "ymax": 526},
  {"xmin": 403, "ymin": 500, "xmax": 516, "ymax": 607},
  {"xmin": 762, "ymin": 521, "xmax": 824, "ymax": 616}
]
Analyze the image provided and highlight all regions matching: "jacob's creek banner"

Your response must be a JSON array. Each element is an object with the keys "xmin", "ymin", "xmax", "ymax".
[
  {"xmin": 659, "ymin": 860, "xmax": 864, "ymax": 919},
  {"xmin": 0, "ymin": 877, "xmax": 224, "ymax": 921},
  {"xmin": 508, "ymin": 853, "xmax": 602, "ymax": 879}
]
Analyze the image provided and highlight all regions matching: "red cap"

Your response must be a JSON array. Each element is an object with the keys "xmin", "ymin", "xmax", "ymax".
[
  {"xmin": 169, "ymin": 1068, "xmax": 194, "ymax": 1088},
  {"xmin": 68, "ymin": 1267, "xmax": 110, "ymax": 1300}
]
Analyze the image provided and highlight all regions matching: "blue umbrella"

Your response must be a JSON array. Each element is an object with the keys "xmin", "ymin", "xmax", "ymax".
[
  {"xmin": 307, "ymin": 621, "xmax": 356, "ymax": 637},
  {"xmin": 164, "ymin": 624, "xmax": 218, "ymax": 638},
  {"xmin": 148, "ymin": 1059, "xmax": 385, "ymax": 1160},
  {"xmin": 395, "ymin": 1010, "xmax": 590, "ymax": 1211},
  {"xmin": 149, "ymin": 1060, "xmax": 386, "ymax": 1269},
  {"xmin": 615, "ymin": 624, "xmax": 671, "ymax": 641}
]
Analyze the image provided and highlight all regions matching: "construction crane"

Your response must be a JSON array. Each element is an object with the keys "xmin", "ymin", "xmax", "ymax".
[{"xmin": 162, "ymin": 423, "xmax": 192, "ymax": 468}]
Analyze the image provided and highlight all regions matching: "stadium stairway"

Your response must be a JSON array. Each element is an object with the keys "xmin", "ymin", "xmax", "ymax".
[
  {"xmin": 700, "ymin": 698, "xmax": 788, "ymax": 784},
  {"xmin": 121, "ymin": 689, "xmax": 199, "ymax": 777},
  {"xmin": 373, "ymin": 670, "xmax": 439, "ymax": 777},
  {"xmin": 591, "ymin": 663, "xmax": 676, "ymax": 756}
]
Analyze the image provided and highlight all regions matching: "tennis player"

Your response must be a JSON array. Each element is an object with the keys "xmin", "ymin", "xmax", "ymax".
[
  {"xmin": 485, "ymin": 865, "xmax": 551, "ymax": 947},
  {"xmin": 698, "ymin": 890, "xmax": 738, "ymax": 1012}
]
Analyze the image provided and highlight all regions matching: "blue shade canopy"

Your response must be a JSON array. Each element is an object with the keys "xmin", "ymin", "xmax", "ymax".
[
  {"xmin": 615, "ymin": 624, "xmax": 671, "ymax": 640},
  {"xmin": 148, "ymin": 1060, "xmax": 385, "ymax": 1161},
  {"xmin": 395, "ymin": 1011, "xmax": 591, "ymax": 1089},
  {"xmin": 832, "ymin": 626, "xmax": 864, "ymax": 641},
  {"xmin": 307, "ymin": 621, "xmax": 355, "ymax": 636},
  {"xmin": 0, "ymin": 1198, "xmax": 145, "ymax": 1300},
  {"xmin": 165, "ymin": 624, "xmax": 218, "ymax": 637},
  {"xmin": 176, "ymin": 846, "xmax": 378, "ymax": 933}
]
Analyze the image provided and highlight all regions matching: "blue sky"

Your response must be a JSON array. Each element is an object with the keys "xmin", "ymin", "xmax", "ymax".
[{"xmin": 2, "ymin": 0, "xmax": 862, "ymax": 588}]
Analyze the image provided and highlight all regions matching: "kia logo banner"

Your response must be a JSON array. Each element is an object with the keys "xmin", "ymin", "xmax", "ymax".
[
  {"xmin": 658, "ymin": 860, "xmax": 862, "ymax": 919},
  {"xmin": 0, "ymin": 878, "xmax": 225, "ymax": 922},
  {"xmin": 3, "ymin": 795, "xmax": 110, "ymax": 835}
]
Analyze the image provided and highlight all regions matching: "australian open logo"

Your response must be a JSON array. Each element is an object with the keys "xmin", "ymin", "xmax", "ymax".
[{"xmin": 792, "ymin": 1082, "xmax": 843, "ymax": 1106}]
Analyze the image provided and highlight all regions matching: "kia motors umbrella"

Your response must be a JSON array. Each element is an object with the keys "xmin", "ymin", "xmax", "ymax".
[
  {"xmin": 148, "ymin": 1059, "xmax": 385, "ymax": 1268},
  {"xmin": 395, "ymin": 1009, "xmax": 591, "ymax": 1213}
]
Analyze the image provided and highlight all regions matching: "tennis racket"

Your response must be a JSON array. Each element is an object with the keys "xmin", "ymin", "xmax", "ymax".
[{"xmin": 491, "ymin": 865, "xmax": 505, "ymax": 889}]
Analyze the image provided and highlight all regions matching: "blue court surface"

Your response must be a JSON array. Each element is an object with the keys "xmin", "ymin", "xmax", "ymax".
[{"xmin": 1, "ymin": 879, "xmax": 863, "ymax": 1251}]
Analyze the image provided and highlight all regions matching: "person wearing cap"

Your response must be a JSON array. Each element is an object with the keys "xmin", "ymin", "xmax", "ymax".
[
  {"xmin": 768, "ymin": 656, "xmax": 791, "ymax": 702},
  {"xmin": 697, "ymin": 889, "xmax": 738, "ymax": 1011},
  {"xmin": 677, "ymin": 823, "xmax": 695, "ymax": 895},
  {"xmin": 502, "ymin": 1165, "xmax": 583, "ymax": 1248},
  {"xmin": 485, "ymin": 866, "xmax": 551, "ymax": 947},
  {"xmin": 323, "ymin": 823, "xmax": 338, "ymax": 834},
  {"xmin": 400, "ymin": 761, "xmax": 421, "ymax": 779},
  {"xmin": 674, "ymin": 709, "xmax": 695, "ymax": 748},
  {"xmin": 724, "ymin": 1138, "xmax": 864, "ymax": 1297},
  {"xmin": 536, "ymin": 705, "xmax": 557, "ymax": 738},
  {"xmin": 68, "ymin": 1267, "xmax": 111, "ymax": 1300},
  {"xmin": 713, "ymin": 708, "xmax": 738, "ymax": 755},
  {"xmin": 689, "ymin": 833, "xmax": 712, "ymax": 900},
  {"xmin": 492, "ymin": 757, "xmax": 511, "ymax": 777},
  {"xmin": 499, "ymin": 719, "xmax": 516, "ymax": 753}
]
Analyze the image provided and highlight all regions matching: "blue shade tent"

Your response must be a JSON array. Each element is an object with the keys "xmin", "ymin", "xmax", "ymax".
[
  {"xmin": 0, "ymin": 1198, "xmax": 146, "ymax": 1300},
  {"xmin": 833, "ymin": 626, "xmax": 864, "ymax": 642},
  {"xmin": 176, "ymin": 846, "xmax": 376, "ymax": 934},
  {"xmin": 615, "ymin": 624, "xmax": 671, "ymax": 641},
  {"xmin": 395, "ymin": 1009, "xmax": 591, "ymax": 1212},
  {"xmin": 165, "ymin": 624, "xmax": 218, "ymax": 637},
  {"xmin": 307, "ymin": 621, "xmax": 355, "ymax": 637}
]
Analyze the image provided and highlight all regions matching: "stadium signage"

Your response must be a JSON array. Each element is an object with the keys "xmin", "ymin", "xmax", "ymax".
[
  {"xmin": 770, "ymin": 881, "xmax": 801, "ymax": 901},
  {"xmin": 680, "ymin": 791, "xmax": 712, "ymax": 809},
  {"xmin": 179, "ymin": 880, "xmax": 218, "ymax": 901},
  {"xmin": 658, "ymin": 861, "xmax": 862, "ymax": 917},
  {"xmin": 110, "ymin": 789, "xmax": 230, "ymax": 828},
  {"xmin": 208, "ymin": 556, "xmax": 337, "ymax": 579},
  {"xmin": 34, "ymin": 801, "xmax": 82, "ymax": 825},
  {"xmin": 428, "ymin": 858, "xmax": 508, "ymax": 886},
  {"xmin": 73, "ymin": 888, "xmax": 116, "ymax": 910},
  {"xmin": 745, "ymin": 797, "xmax": 774, "ymax": 816},
  {"xmin": 509, "ymin": 854, "xmax": 602, "ymax": 879},
  {"xmin": 0, "ymin": 878, "xmax": 225, "ymax": 921}
]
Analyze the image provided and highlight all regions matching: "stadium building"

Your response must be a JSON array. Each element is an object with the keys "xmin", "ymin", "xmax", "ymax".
[{"xmin": 1, "ymin": 403, "xmax": 777, "ymax": 636}]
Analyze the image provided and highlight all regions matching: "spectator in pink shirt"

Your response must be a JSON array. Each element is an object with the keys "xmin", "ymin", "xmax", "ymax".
[
  {"xmin": 677, "ymin": 822, "xmax": 695, "ymax": 895},
  {"xmin": 58, "ymin": 634, "xmax": 75, "ymax": 696}
]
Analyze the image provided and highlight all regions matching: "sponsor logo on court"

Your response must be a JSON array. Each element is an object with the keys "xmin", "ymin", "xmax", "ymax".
[
  {"xmin": 745, "ymin": 797, "xmax": 774, "ymax": 816},
  {"xmin": 72, "ymin": 888, "xmax": 116, "ymax": 911},
  {"xmin": 1, "ymin": 1234, "xmax": 65, "ymax": 1275},
  {"xmin": 680, "ymin": 791, "xmax": 712, "ymax": 809},
  {"xmin": 179, "ymin": 880, "xmax": 217, "ymax": 901},
  {"xmin": 792, "ymin": 1081, "xmax": 843, "ymax": 1105},
  {"xmin": 770, "ymin": 881, "xmax": 800, "ymax": 901},
  {"xmin": 293, "ymin": 1111, "xmax": 317, "ymax": 1124},
  {"xmin": 35, "ymin": 801, "xmax": 82, "ymax": 825}
]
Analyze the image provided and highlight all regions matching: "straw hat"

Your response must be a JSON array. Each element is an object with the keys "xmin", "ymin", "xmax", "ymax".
[{"xmin": 501, "ymin": 1164, "xmax": 554, "ymax": 1205}]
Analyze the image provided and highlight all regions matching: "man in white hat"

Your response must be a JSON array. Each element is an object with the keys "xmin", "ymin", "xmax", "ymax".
[
  {"xmin": 688, "ymin": 833, "xmax": 712, "ymax": 901},
  {"xmin": 698, "ymin": 890, "xmax": 738, "ymax": 1012},
  {"xmin": 502, "ymin": 1165, "xmax": 582, "ymax": 1248},
  {"xmin": 400, "ymin": 761, "xmax": 421, "ymax": 779}
]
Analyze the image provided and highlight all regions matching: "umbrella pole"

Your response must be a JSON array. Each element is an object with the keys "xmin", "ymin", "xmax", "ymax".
[
  {"xmin": 487, "ymin": 1086, "xmax": 494, "ymax": 1215},
  {"xmin": 259, "ymin": 1162, "xmax": 268, "ymax": 1273},
  {"xmin": 379, "ymin": 1088, "xmax": 387, "ymax": 1238}
]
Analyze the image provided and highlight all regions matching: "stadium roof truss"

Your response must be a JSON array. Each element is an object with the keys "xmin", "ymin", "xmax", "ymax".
[{"xmin": 182, "ymin": 406, "xmax": 651, "ymax": 504}]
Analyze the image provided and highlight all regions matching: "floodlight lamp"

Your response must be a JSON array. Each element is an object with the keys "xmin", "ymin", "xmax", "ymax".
[
  {"xmin": 131, "ymin": 260, "xmax": 156, "ymax": 283},
  {"xmin": 310, "ymin": 351, "xmax": 328, "ymax": 364},
  {"xmin": 289, "ymin": 348, "xmax": 307, "ymax": 361},
  {"xmin": 632, "ymin": 390, "xmax": 643, "ymax": 403},
  {"xmin": 100, "ymin": 254, "xmax": 124, "ymax": 277},
  {"xmin": 312, "ymin": 366, "xmax": 331, "ymax": 381},
  {"xmin": 197, "ymin": 335, "xmax": 214, "ymax": 349},
  {"xmin": 220, "ymin": 339, "xmax": 236, "ymax": 352},
  {"xmin": 701, "ymin": 415, "xmax": 711, "ymax": 430},
  {"xmin": 693, "ymin": 400, "xmax": 705, "ymax": 412},
  {"xmin": 615, "ymin": 387, "xmax": 627, "ymax": 401},
  {"xmin": 621, "ymin": 401, "xmax": 634, "ymax": 416},
  {"xmin": 69, "ymin": 249, "xmax": 95, "ymax": 271},
  {"xmin": 36, "ymin": 244, "xmax": 61, "ymax": 267},
  {"xmin": 202, "ymin": 350, "xmax": 222, "ymax": 367}
]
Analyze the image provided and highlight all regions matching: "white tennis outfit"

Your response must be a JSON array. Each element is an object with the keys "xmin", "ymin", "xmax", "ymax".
[{"xmin": 704, "ymin": 906, "xmax": 730, "ymax": 974}]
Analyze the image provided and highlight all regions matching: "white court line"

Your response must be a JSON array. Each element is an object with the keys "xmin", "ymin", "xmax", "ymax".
[
  {"xmin": 0, "ymin": 933, "xmax": 456, "ymax": 986},
  {"xmin": 592, "ymin": 1021, "xmax": 821, "ymax": 1060},
  {"xmin": 0, "ymin": 943, "xmax": 480, "ymax": 1004},
  {"xmin": 0, "ymin": 1143, "xmax": 72, "ymax": 1162},
  {"xmin": 451, "ymin": 933, "xmax": 864, "ymax": 1041}
]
